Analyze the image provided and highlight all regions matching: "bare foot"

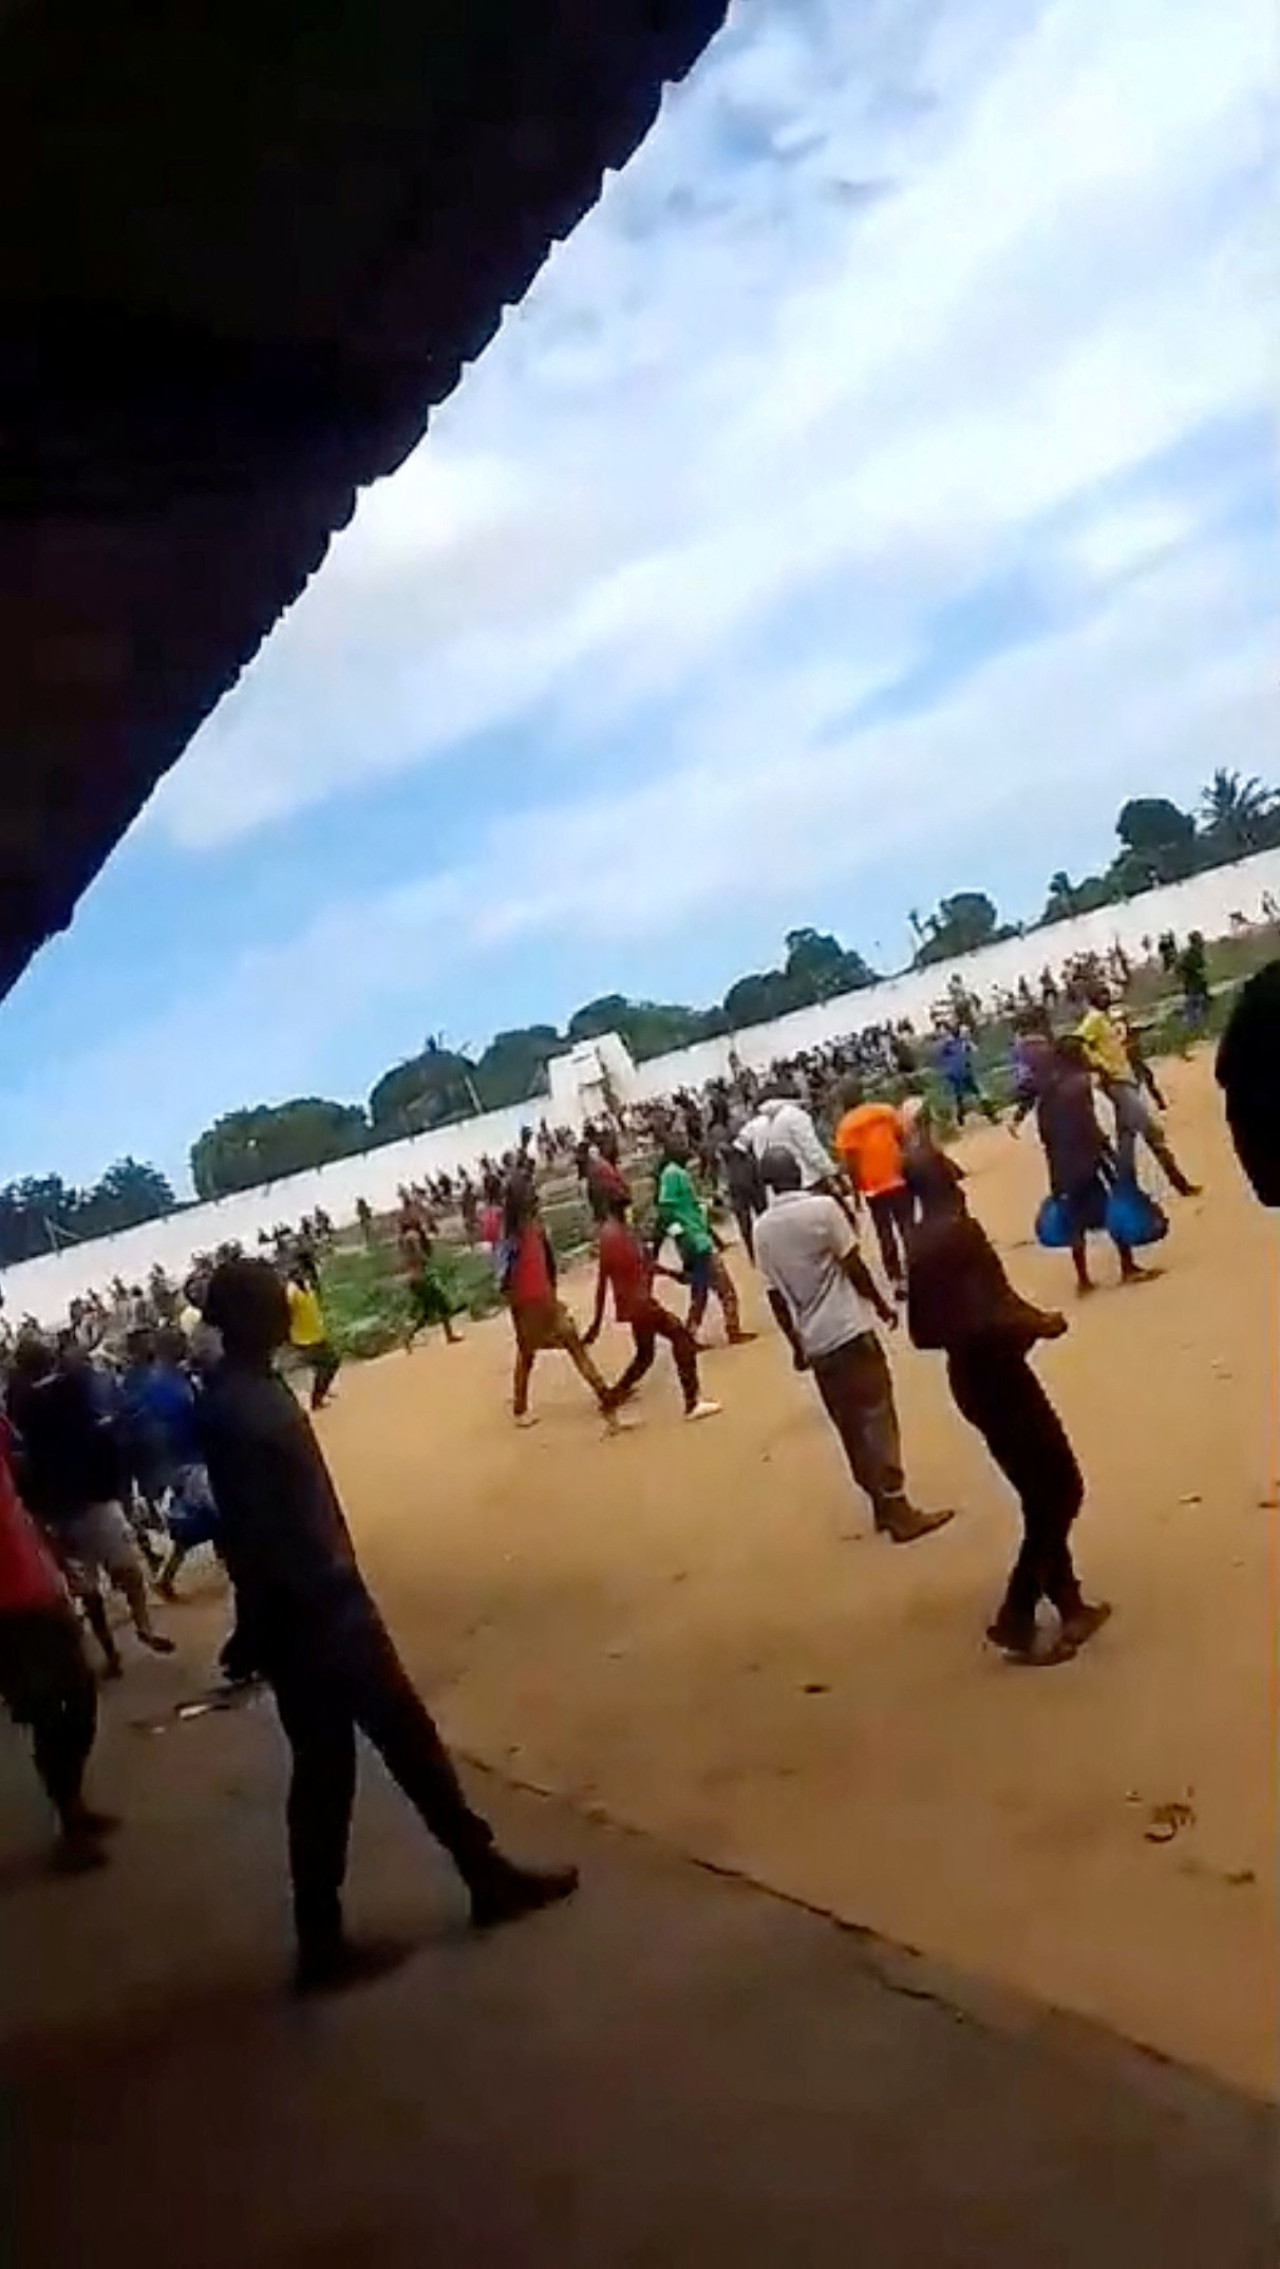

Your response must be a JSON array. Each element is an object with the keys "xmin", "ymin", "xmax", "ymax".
[{"xmin": 1120, "ymin": 1265, "xmax": 1161, "ymax": 1288}]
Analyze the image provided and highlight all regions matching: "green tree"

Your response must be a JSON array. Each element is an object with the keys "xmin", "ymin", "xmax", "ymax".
[
  {"xmin": 722, "ymin": 969, "xmax": 799, "ymax": 1026},
  {"xmin": 473, "ymin": 1026, "xmax": 563, "ymax": 1111},
  {"xmin": 0, "ymin": 1160, "xmax": 175, "ymax": 1264},
  {"xmin": 567, "ymin": 996, "xmax": 631, "ymax": 1043},
  {"xmin": 0, "ymin": 1174, "xmax": 80, "ymax": 1264},
  {"xmin": 368, "ymin": 1043, "xmax": 477, "ymax": 1135},
  {"xmin": 913, "ymin": 890, "xmax": 1003, "ymax": 967},
  {"xmin": 77, "ymin": 1158, "xmax": 176, "ymax": 1238},
  {"xmin": 191, "ymin": 1099, "xmax": 369, "ymax": 1199},
  {"xmin": 1197, "ymin": 768, "xmax": 1274, "ymax": 859},
  {"xmin": 567, "ymin": 996, "xmax": 709, "ymax": 1060},
  {"xmin": 1041, "ymin": 871, "xmax": 1079, "ymax": 923},
  {"xmin": 1113, "ymin": 797, "xmax": 1197, "ymax": 889},
  {"xmin": 783, "ymin": 927, "xmax": 876, "ymax": 999}
]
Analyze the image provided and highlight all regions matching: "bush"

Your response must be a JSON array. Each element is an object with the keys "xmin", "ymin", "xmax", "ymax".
[{"xmin": 320, "ymin": 1238, "xmax": 507, "ymax": 1361}]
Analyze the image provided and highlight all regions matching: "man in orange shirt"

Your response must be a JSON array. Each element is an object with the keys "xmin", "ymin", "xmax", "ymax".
[{"xmin": 834, "ymin": 1076, "xmax": 912, "ymax": 1294}]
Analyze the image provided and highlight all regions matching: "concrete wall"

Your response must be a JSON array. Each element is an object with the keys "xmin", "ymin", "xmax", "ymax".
[
  {"xmin": 626, "ymin": 847, "xmax": 1280, "ymax": 1096},
  {"xmin": 5, "ymin": 849, "xmax": 1278, "ymax": 1323}
]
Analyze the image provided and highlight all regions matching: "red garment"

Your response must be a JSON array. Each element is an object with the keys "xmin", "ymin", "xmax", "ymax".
[
  {"xmin": 597, "ymin": 1218, "xmax": 653, "ymax": 1325},
  {"xmin": 0, "ymin": 1422, "xmax": 65, "ymax": 1616},
  {"xmin": 509, "ymin": 1222, "xmax": 554, "ymax": 1307}
]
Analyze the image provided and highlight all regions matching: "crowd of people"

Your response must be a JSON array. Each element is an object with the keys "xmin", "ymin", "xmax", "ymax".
[{"xmin": 0, "ymin": 922, "xmax": 1255, "ymax": 1986}]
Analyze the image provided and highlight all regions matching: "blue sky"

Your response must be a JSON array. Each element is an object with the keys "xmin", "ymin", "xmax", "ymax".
[{"xmin": 1, "ymin": 0, "xmax": 1273, "ymax": 1191}]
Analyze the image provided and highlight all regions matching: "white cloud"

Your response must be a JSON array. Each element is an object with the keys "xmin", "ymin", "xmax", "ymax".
[
  {"xmin": 146, "ymin": 0, "xmax": 1273, "ymax": 853},
  {"xmin": 8, "ymin": 0, "xmax": 1273, "ymax": 1189},
  {"xmin": 121, "ymin": 512, "xmax": 1277, "ymax": 1091}
]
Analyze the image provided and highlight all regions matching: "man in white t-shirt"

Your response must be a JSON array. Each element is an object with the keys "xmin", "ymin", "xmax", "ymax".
[
  {"xmin": 743, "ymin": 1087, "xmax": 835, "ymax": 1193},
  {"xmin": 754, "ymin": 1148, "xmax": 953, "ymax": 1545}
]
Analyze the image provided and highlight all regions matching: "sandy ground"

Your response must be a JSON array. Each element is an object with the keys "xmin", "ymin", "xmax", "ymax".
[
  {"xmin": 6, "ymin": 1734, "xmax": 1276, "ymax": 2269},
  {"xmin": 286, "ymin": 1050, "xmax": 1275, "ymax": 2097},
  {"xmin": 3, "ymin": 1053, "xmax": 1272, "ymax": 2119}
]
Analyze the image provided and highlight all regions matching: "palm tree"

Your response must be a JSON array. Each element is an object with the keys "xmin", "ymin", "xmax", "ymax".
[{"xmin": 1198, "ymin": 768, "xmax": 1274, "ymax": 855}]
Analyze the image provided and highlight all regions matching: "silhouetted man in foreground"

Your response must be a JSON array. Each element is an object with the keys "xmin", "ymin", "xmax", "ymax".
[
  {"xmin": 1217, "ymin": 961, "xmax": 1280, "ymax": 1204},
  {"xmin": 200, "ymin": 1258, "xmax": 577, "ymax": 1993}
]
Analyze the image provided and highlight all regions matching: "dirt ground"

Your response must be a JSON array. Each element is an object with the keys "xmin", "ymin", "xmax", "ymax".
[
  {"xmin": 291, "ymin": 1050, "xmax": 1275, "ymax": 2097},
  {"xmin": 11, "ymin": 1050, "xmax": 1272, "ymax": 2109}
]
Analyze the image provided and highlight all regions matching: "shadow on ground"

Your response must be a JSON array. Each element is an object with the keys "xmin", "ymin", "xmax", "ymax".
[{"xmin": 2, "ymin": 1681, "xmax": 1275, "ymax": 2269}]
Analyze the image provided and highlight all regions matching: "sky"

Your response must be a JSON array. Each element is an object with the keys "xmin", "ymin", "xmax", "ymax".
[{"xmin": 2, "ymin": 0, "xmax": 1274, "ymax": 1191}]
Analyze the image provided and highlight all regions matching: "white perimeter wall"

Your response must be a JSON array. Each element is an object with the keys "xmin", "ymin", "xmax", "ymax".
[{"xmin": 6, "ymin": 849, "xmax": 1278, "ymax": 1323}]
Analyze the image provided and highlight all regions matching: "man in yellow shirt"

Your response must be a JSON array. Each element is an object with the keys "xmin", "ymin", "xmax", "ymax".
[
  {"xmin": 1077, "ymin": 983, "xmax": 1199, "ymax": 1196},
  {"xmin": 287, "ymin": 1263, "xmax": 341, "ymax": 1411}
]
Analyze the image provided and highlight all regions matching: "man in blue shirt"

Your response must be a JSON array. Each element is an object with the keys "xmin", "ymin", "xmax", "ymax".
[{"xmin": 935, "ymin": 1025, "xmax": 998, "ymax": 1125}]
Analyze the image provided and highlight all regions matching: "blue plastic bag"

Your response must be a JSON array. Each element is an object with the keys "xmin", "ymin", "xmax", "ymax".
[
  {"xmin": 1105, "ymin": 1179, "xmax": 1169, "ymax": 1249},
  {"xmin": 1034, "ymin": 1194, "xmax": 1076, "ymax": 1249}
]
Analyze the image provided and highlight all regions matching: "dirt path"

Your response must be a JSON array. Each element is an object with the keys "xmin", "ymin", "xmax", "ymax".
[
  {"xmin": 2, "ymin": 1051, "xmax": 1276, "ymax": 2262},
  {"xmin": 4, "ymin": 1705, "xmax": 1274, "ymax": 2269},
  {"xmin": 7, "ymin": 1052, "xmax": 1269, "ymax": 2101},
  {"xmin": 278, "ymin": 1050, "xmax": 1274, "ymax": 2096}
]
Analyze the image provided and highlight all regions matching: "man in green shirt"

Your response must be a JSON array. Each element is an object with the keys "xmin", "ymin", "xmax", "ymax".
[{"xmin": 653, "ymin": 1137, "xmax": 755, "ymax": 1347}]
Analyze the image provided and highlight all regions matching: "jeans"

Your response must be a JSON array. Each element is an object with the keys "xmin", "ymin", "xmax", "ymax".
[{"xmin": 685, "ymin": 1252, "xmax": 742, "ymax": 1340}]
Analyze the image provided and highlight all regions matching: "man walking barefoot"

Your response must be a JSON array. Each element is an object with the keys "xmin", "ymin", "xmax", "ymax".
[
  {"xmin": 200, "ymin": 1258, "xmax": 578, "ymax": 1993},
  {"xmin": 754, "ymin": 1150, "xmax": 952, "ymax": 1545}
]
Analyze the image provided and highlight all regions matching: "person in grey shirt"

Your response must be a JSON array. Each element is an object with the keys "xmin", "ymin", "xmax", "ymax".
[{"xmin": 754, "ymin": 1149, "xmax": 953, "ymax": 1546}]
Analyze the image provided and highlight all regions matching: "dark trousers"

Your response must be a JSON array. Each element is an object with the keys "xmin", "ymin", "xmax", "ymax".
[
  {"xmin": 946, "ymin": 1338, "xmax": 1084, "ymax": 1637},
  {"xmin": 810, "ymin": 1335, "xmax": 909, "ymax": 1524},
  {"xmin": 612, "ymin": 1300, "xmax": 701, "ymax": 1414},
  {"xmin": 306, "ymin": 1342, "xmax": 341, "ymax": 1410},
  {"xmin": 731, "ymin": 1198, "xmax": 760, "ymax": 1262},
  {"xmin": 1135, "ymin": 1058, "xmax": 1167, "ymax": 1111},
  {"xmin": 33, "ymin": 1662, "xmax": 97, "ymax": 1821},
  {"xmin": 866, "ymin": 1185, "xmax": 913, "ymax": 1287},
  {"xmin": 949, "ymin": 1075, "xmax": 996, "ymax": 1124},
  {"xmin": 0, "ymin": 1610, "xmax": 98, "ymax": 1825},
  {"xmin": 268, "ymin": 1612, "xmax": 494, "ymax": 1952}
]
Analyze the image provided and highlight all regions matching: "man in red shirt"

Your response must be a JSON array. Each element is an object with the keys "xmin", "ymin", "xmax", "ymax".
[
  {"xmin": 501, "ymin": 1176, "xmax": 619, "ymax": 1427},
  {"xmin": 583, "ymin": 1191, "xmax": 721, "ymax": 1422},
  {"xmin": 0, "ymin": 1416, "xmax": 115, "ymax": 1871}
]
